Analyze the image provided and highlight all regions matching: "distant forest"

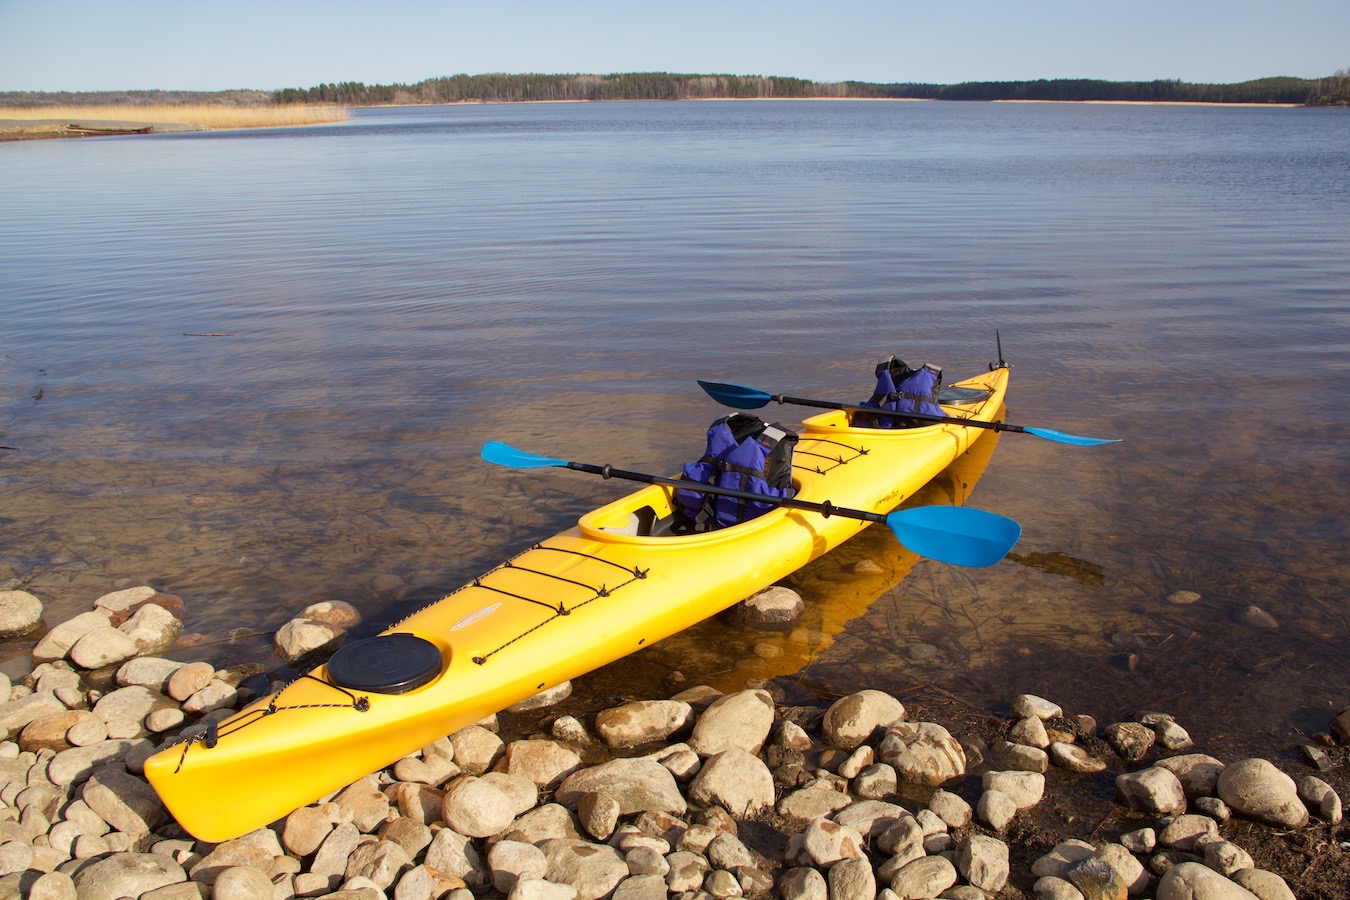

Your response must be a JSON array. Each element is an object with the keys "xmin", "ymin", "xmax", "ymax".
[
  {"xmin": 272, "ymin": 71, "xmax": 1350, "ymax": 106},
  {"xmin": 4, "ymin": 72, "xmax": 1348, "ymax": 109}
]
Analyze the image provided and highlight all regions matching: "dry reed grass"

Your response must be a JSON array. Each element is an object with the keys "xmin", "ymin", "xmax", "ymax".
[{"xmin": 0, "ymin": 104, "xmax": 348, "ymax": 129}]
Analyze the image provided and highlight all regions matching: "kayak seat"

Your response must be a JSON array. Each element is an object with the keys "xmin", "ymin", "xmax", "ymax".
[
  {"xmin": 598, "ymin": 505, "xmax": 659, "ymax": 537},
  {"xmin": 326, "ymin": 633, "xmax": 443, "ymax": 694}
]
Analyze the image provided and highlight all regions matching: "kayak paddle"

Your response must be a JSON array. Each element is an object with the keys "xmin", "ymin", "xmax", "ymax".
[
  {"xmin": 697, "ymin": 380, "xmax": 1119, "ymax": 447},
  {"xmin": 481, "ymin": 440, "xmax": 1020, "ymax": 568}
]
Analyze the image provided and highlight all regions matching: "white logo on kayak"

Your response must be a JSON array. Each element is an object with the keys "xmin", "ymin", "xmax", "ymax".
[{"xmin": 451, "ymin": 603, "xmax": 502, "ymax": 632}]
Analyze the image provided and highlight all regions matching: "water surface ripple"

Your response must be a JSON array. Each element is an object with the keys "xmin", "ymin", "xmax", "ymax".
[{"xmin": 2, "ymin": 101, "xmax": 1347, "ymax": 751}]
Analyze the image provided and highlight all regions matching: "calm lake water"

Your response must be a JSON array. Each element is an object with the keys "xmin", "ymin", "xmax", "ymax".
[{"xmin": 2, "ymin": 101, "xmax": 1347, "ymax": 755}]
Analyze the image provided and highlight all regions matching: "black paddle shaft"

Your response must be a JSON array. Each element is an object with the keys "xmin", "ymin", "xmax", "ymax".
[{"xmin": 566, "ymin": 461, "xmax": 887, "ymax": 525}]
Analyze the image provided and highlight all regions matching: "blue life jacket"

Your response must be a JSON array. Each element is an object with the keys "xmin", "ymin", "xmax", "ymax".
[
  {"xmin": 859, "ymin": 356, "xmax": 943, "ymax": 427},
  {"xmin": 673, "ymin": 414, "xmax": 797, "ymax": 531}
]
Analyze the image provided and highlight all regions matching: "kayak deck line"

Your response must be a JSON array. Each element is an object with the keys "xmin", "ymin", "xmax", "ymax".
[
  {"xmin": 143, "ymin": 367, "xmax": 1011, "ymax": 842},
  {"xmin": 461, "ymin": 543, "xmax": 654, "ymax": 664},
  {"xmin": 789, "ymin": 435, "xmax": 869, "ymax": 473},
  {"xmin": 167, "ymin": 670, "xmax": 373, "ymax": 773}
]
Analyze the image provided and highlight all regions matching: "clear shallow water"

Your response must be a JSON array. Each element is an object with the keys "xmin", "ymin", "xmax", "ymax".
[{"xmin": 1, "ymin": 101, "xmax": 1347, "ymax": 750}]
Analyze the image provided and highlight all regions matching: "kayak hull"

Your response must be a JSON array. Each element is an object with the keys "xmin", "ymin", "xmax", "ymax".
[{"xmin": 144, "ymin": 367, "xmax": 1009, "ymax": 841}]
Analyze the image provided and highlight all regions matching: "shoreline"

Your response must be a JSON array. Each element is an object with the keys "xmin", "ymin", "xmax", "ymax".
[
  {"xmin": 0, "ymin": 584, "xmax": 1344, "ymax": 898},
  {"xmin": 0, "ymin": 119, "xmax": 209, "ymax": 142},
  {"xmin": 0, "ymin": 96, "xmax": 1309, "ymax": 142}
]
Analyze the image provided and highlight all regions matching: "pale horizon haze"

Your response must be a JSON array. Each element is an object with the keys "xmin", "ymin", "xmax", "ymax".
[{"xmin": 1, "ymin": 0, "xmax": 1347, "ymax": 93}]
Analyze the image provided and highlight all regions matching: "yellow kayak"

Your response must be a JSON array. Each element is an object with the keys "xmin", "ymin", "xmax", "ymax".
[{"xmin": 144, "ymin": 366, "xmax": 1009, "ymax": 841}]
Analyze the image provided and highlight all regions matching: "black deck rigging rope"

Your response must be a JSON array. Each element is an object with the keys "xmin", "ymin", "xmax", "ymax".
[{"xmin": 170, "ymin": 674, "xmax": 369, "ymax": 773}]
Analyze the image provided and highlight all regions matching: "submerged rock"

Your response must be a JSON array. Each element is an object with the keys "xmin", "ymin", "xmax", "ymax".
[
  {"xmin": 0, "ymin": 590, "xmax": 43, "ymax": 637},
  {"xmin": 732, "ymin": 585, "xmax": 804, "ymax": 632}
]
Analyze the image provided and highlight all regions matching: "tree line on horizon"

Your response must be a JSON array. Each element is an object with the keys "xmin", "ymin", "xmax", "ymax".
[
  {"xmin": 3, "ymin": 71, "xmax": 1347, "ymax": 109},
  {"xmin": 270, "ymin": 71, "xmax": 1349, "ymax": 106}
]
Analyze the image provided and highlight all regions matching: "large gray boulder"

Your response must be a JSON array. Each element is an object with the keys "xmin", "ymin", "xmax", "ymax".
[
  {"xmin": 1216, "ymin": 758, "xmax": 1308, "ymax": 828},
  {"xmin": 71, "ymin": 853, "xmax": 186, "ymax": 900},
  {"xmin": 879, "ymin": 722, "xmax": 966, "ymax": 786},
  {"xmin": 1157, "ymin": 862, "xmax": 1260, "ymax": 900},
  {"xmin": 822, "ymin": 689, "xmax": 905, "ymax": 749},
  {"xmin": 594, "ymin": 700, "xmax": 693, "ymax": 748},
  {"xmin": 538, "ymin": 839, "xmax": 627, "ymax": 900},
  {"xmin": 688, "ymin": 689, "xmax": 775, "ymax": 756},
  {"xmin": 556, "ymin": 758, "xmax": 686, "ymax": 817},
  {"xmin": 686, "ymin": 748, "xmax": 774, "ymax": 818},
  {"xmin": 32, "ymin": 610, "xmax": 113, "ymax": 663}
]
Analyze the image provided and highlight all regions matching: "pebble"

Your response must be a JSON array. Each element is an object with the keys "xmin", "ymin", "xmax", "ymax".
[
  {"xmin": 997, "ymin": 741, "xmax": 1050, "ymax": 773},
  {"xmin": 0, "ymin": 598, "xmax": 1334, "ymax": 900},
  {"xmin": 1155, "ymin": 753, "xmax": 1225, "ymax": 798},
  {"xmin": 1331, "ymin": 708, "xmax": 1350, "ymax": 744},
  {"xmin": 927, "ymin": 789, "xmax": 972, "ymax": 829},
  {"xmin": 827, "ymin": 857, "xmax": 874, "ymax": 900},
  {"xmin": 1236, "ymin": 604, "xmax": 1279, "ymax": 629},
  {"xmin": 888, "ymin": 855, "xmax": 957, "ymax": 899},
  {"xmin": 1231, "ymin": 868, "xmax": 1297, "ymax": 900},
  {"xmin": 273, "ymin": 618, "xmax": 345, "ymax": 662},
  {"xmin": 1033, "ymin": 874, "xmax": 1085, "ymax": 900},
  {"xmin": 1300, "ymin": 742, "xmax": 1332, "ymax": 771},
  {"xmin": 166, "ymin": 662, "xmax": 215, "ymax": 702},
  {"xmin": 1202, "ymin": 839, "xmax": 1254, "ymax": 877},
  {"xmin": 31, "ymin": 610, "xmax": 113, "ymax": 664},
  {"xmin": 1116, "ymin": 766, "xmax": 1188, "ymax": 815},
  {"xmin": 982, "ymin": 770, "xmax": 1045, "ymax": 809},
  {"xmin": 976, "ymin": 789, "xmax": 1018, "ymax": 831},
  {"xmin": 1155, "ymin": 719, "xmax": 1195, "ymax": 752},
  {"xmin": 1159, "ymin": 814, "xmax": 1218, "ymax": 851},
  {"xmin": 1104, "ymin": 721, "xmax": 1156, "ymax": 762},
  {"xmin": 1065, "ymin": 856, "xmax": 1128, "ymax": 900},
  {"xmin": 1296, "ymin": 774, "xmax": 1343, "ymax": 824},
  {"xmin": 1010, "ymin": 715, "xmax": 1051, "ymax": 749},
  {"xmin": 1031, "ymin": 839, "xmax": 1097, "ymax": 879},
  {"xmin": 956, "ymin": 834, "xmax": 1009, "ymax": 893},
  {"xmin": 1049, "ymin": 741, "xmax": 1108, "ymax": 774},
  {"xmin": 1096, "ymin": 841, "xmax": 1147, "ymax": 895},
  {"xmin": 300, "ymin": 599, "xmax": 363, "ymax": 629},
  {"xmin": 1012, "ymin": 694, "xmax": 1063, "ymax": 720}
]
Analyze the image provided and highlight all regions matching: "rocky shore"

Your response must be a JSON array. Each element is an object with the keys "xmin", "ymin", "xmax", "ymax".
[{"xmin": 0, "ymin": 585, "xmax": 1345, "ymax": 900}]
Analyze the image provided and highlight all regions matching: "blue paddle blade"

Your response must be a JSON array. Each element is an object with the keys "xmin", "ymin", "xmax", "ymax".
[
  {"xmin": 886, "ymin": 505, "xmax": 1022, "ymax": 567},
  {"xmin": 481, "ymin": 441, "xmax": 568, "ymax": 469},
  {"xmin": 1023, "ymin": 427, "xmax": 1120, "ymax": 447},
  {"xmin": 697, "ymin": 380, "xmax": 773, "ymax": 410}
]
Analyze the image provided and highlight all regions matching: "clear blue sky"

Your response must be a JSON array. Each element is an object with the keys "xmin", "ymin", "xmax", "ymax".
[{"xmin": 2, "ymin": 0, "xmax": 1346, "ymax": 92}]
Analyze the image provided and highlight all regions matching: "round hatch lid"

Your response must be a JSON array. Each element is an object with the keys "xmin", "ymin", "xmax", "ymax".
[
  {"xmin": 327, "ymin": 633, "xmax": 442, "ymax": 694},
  {"xmin": 938, "ymin": 386, "xmax": 992, "ymax": 406}
]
